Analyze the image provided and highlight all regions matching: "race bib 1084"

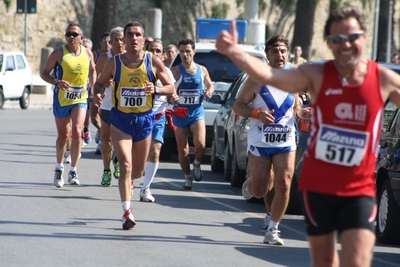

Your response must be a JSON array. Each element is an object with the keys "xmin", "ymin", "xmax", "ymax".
[{"xmin": 315, "ymin": 124, "xmax": 369, "ymax": 166}]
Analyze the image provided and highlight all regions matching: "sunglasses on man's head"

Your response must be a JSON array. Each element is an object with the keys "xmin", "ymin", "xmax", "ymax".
[
  {"xmin": 327, "ymin": 32, "xmax": 364, "ymax": 44},
  {"xmin": 65, "ymin": 32, "xmax": 80, "ymax": 38}
]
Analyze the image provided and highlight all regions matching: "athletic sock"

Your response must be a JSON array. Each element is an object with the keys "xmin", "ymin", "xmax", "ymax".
[
  {"xmin": 268, "ymin": 220, "xmax": 279, "ymax": 231},
  {"xmin": 142, "ymin": 161, "xmax": 159, "ymax": 190},
  {"xmin": 122, "ymin": 201, "xmax": 130, "ymax": 211}
]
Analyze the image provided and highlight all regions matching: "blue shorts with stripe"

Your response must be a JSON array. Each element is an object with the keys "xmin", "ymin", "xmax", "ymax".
[
  {"xmin": 110, "ymin": 108, "xmax": 154, "ymax": 142},
  {"xmin": 152, "ymin": 114, "xmax": 166, "ymax": 144},
  {"xmin": 172, "ymin": 105, "xmax": 204, "ymax": 129}
]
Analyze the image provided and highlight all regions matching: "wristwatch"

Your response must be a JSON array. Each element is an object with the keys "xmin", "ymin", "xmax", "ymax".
[{"xmin": 54, "ymin": 79, "xmax": 60, "ymax": 86}]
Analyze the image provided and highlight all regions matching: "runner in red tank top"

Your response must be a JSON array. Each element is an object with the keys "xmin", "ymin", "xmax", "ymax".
[{"xmin": 216, "ymin": 6, "xmax": 400, "ymax": 267}]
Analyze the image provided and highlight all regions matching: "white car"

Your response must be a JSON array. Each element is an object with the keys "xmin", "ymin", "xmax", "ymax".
[{"xmin": 0, "ymin": 51, "xmax": 33, "ymax": 109}]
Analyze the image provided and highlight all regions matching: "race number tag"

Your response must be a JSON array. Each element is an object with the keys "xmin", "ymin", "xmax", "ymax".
[
  {"xmin": 65, "ymin": 86, "xmax": 84, "ymax": 100},
  {"xmin": 315, "ymin": 124, "xmax": 369, "ymax": 166},
  {"xmin": 119, "ymin": 87, "xmax": 147, "ymax": 107},
  {"xmin": 261, "ymin": 123, "xmax": 289, "ymax": 145},
  {"xmin": 179, "ymin": 89, "xmax": 200, "ymax": 105}
]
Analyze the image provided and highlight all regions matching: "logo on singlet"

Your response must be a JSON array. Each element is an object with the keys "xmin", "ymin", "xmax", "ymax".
[
  {"xmin": 320, "ymin": 128, "xmax": 366, "ymax": 148},
  {"xmin": 325, "ymin": 88, "xmax": 343, "ymax": 96}
]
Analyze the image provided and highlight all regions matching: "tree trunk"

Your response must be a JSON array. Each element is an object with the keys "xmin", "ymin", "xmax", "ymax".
[
  {"xmin": 90, "ymin": 0, "xmax": 117, "ymax": 51},
  {"xmin": 291, "ymin": 0, "xmax": 318, "ymax": 60},
  {"xmin": 377, "ymin": 0, "xmax": 396, "ymax": 62}
]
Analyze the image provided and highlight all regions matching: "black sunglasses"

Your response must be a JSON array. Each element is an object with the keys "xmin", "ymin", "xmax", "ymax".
[
  {"xmin": 327, "ymin": 32, "xmax": 364, "ymax": 44},
  {"xmin": 66, "ymin": 32, "xmax": 80, "ymax": 38}
]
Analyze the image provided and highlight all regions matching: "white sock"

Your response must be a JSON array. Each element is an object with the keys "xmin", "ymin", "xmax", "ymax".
[
  {"xmin": 142, "ymin": 161, "xmax": 158, "ymax": 191},
  {"xmin": 55, "ymin": 163, "xmax": 63, "ymax": 170},
  {"xmin": 122, "ymin": 201, "xmax": 130, "ymax": 211},
  {"xmin": 268, "ymin": 220, "xmax": 279, "ymax": 231},
  {"xmin": 70, "ymin": 166, "xmax": 77, "ymax": 172},
  {"xmin": 193, "ymin": 159, "xmax": 201, "ymax": 165}
]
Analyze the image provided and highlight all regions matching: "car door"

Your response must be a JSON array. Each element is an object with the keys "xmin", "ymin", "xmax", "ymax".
[{"xmin": 1, "ymin": 55, "xmax": 18, "ymax": 98}]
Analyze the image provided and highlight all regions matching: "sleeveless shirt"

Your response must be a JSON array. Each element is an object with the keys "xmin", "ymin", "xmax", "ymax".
[
  {"xmin": 298, "ymin": 60, "xmax": 383, "ymax": 197},
  {"xmin": 175, "ymin": 64, "xmax": 204, "ymax": 109},
  {"xmin": 53, "ymin": 45, "xmax": 90, "ymax": 106}
]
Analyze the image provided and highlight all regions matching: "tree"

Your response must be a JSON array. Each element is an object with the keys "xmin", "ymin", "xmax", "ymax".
[
  {"xmin": 90, "ymin": 0, "xmax": 117, "ymax": 51},
  {"xmin": 291, "ymin": 0, "xmax": 318, "ymax": 60},
  {"xmin": 377, "ymin": 0, "xmax": 397, "ymax": 62}
]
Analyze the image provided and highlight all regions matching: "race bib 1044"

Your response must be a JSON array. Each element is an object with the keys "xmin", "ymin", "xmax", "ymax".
[
  {"xmin": 179, "ymin": 89, "xmax": 200, "ymax": 105},
  {"xmin": 120, "ymin": 87, "xmax": 147, "ymax": 107},
  {"xmin": 315, "ymin": 124, "xmax": 369, "ymax": 166},
  {"xmin": 261, "ymin": 123, "xmax": 290, "ymax": 145},
  {"xmin": 64, "ymin": 86, "xmax": 84, "ymax": 100}
]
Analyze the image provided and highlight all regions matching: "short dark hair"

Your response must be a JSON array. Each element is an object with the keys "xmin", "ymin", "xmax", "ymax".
[
  {"xmin": 178, "ymin": 39, "xmax": 195, "ymax": 49},
  {"xmin": 123, "ymin": 21, "xmax": 144, "ymax": 36},
  {"xmin": 264, "ymin": 35, "xmax": 289, "ymax": 53},
  {"xmin": 66, "ymin": 23, "xmax": 82, "ymax": 33},
  {"xmin": 324, "ymin": 6, "xmax": 366, "ymax": 38},
  {"xmin": 100, "ymin": 32, "xmax": 110, "ymax": 40}
]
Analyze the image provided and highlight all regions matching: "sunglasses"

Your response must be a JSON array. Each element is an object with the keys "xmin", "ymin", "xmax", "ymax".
[
  {"xmin": 102, "ymin": 40, "xmax": 110, "ymax": 44},
  {"xmin": 66, "ymin": 32, "xmax": 80, "ymax": 38},
  {"xmin": 327, "ymin": 32, "xmax": 364, "ymax": 44}
]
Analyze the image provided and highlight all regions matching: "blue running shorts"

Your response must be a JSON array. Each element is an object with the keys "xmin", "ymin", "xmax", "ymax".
[{"xmin": 172, "ymin": 105, "xmax": 204, "ymax": 129}]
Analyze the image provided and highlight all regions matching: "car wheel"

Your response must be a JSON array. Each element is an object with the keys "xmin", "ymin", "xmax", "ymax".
[
  {"xmin": 0, "ymin": 89, "xmax": 4, "ymax": 109},
  {"xmin": 223, "ymin": 144, "xmax": 232, "ymax": 182},
  {"xmin": 230, "ymin": 142, "xmax": 246, "ymax": 187},
  {"xmin": 211, "ymin": 138, "xmax": 224, "ymax": 173},
  {"xmin": 376, "ymin": 179, "xmax": 400, "ymax": 244},
  {"xmin": 19, "ymin": 87, "xmax": 30, "ymax": 109},
  {"xmin": 285, "ymin": 173, "xmax": 303, "ymax": 215}
]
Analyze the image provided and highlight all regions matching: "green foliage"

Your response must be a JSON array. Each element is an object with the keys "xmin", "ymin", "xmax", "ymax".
[
  {"xmin": 236, "ymin": 0, "xmax": 244, "ymax": 7},
  {"xmin": 3, "ymin": 0, "xmax": 12, "ymax": 11},
  {"xmin": 276, "ymin": 0, "xmax": 295, "ymax": 10},
  {"xmin": 211, "ymin": 3, "xmax": 230, "ymax": 19},
  {"xmin": 236, "ymin": 0, "xmax": 267, "ymax": 12}
]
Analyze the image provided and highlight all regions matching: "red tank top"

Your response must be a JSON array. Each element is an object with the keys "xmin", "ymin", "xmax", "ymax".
[{"xmin": 298, "ymin": 60, "xmax": 383, "ymax": 197}]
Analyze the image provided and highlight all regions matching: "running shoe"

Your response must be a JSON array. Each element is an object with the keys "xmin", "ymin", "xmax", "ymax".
[
  {"xmin": 193, "ymin": 163, "xmax": 203, "ymax": 181},
  {"xmin": 140, "ymin": 187, "xmax": 155, "ymax": 202},
  {"xmin": 113, "ymin": 155, "xmax": 120, "ymax": 179},
  {"xmin": 100, "ymin": 170, "xmax": 112, "ymax": 187},
  {"xmin": 95, "ymin": 141, "xmax": 102, "ymax": 155},
  {"xmin": 64, "ymin": 150, "xmax": 71, "ymax": 164},
  {"xmin": 122, "ymin": 208, "xmax": 136, "ymax": 230},
  {"xmin": 83, "ymin": 131, "xmax": 92, "ymax": 144},
  {"xmin": 68, "ymin": 170, "xmax": 80, "ymax": 185},
  {"xmin": 95, "ymin": 129, "xmax": 100, "ymax": 144},
  {"xmin": 241, "ymin": 178, "xmax": 253, "ymax": 200},
  {"xmin": 262, "ymin": 214, "xmax": 271, "ymax": 229},
  {"xmin": 183, "ymin": 176, "xmax": 193, "ymax": 190},
  {"xmin": 54, "ymin": 169, "xmax": 64, "ymax": 188},
  {"xmin": 263, "ymin": 228, "xmax": 284, "ymax": 245}
]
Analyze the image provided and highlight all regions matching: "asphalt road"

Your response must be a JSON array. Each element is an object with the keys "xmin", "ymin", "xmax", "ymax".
[{"xmin": 0, "ymin": 105, "xmax": 399, "ymax": 267}]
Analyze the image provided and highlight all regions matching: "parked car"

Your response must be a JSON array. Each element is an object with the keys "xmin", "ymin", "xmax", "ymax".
[
  {"xmin": 0, "ymin": 51, "xmax": 32, "ymax": 109},
  {"xmin": 160, "ymin": 43, "xmax": 266, "ymax": 160},
  {"xmin": 375, "ymin": 98, "xmax": 400, "ymax": 245}
]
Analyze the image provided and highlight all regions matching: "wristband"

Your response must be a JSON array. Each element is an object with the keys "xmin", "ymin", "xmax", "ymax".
[
  {"xmin": 252, "ymin": 108, "xmax": 261, "ymax": 119},
  {"xmin": 54, "ymin": 79, "xmax": 60, "ymax": 86}
]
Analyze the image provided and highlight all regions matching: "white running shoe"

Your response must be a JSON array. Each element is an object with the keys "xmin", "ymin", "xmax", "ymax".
[
  {"xmin": 122, "ymin": 208, "xmax": 136, "ymax": 230},
  {"xmin": 262, "ymin": 214, "xmax": 271, "ymax": 229},
  {"xmin": 95, "ymin": 129, "xmax": 100, "ymax": 144},
  {"xmin": 193, "ymin": 163, "xmax": 203, "ymax": 181},
  {"xmin": 263, "ymin": 228, "xmax": 284, "ymax": 245},
  {"xmin": 68, "ymin": 171, "xmax": 80, "ymax": 185},
  {"xmin": 95, "ymin": 141, "xmax": 102, "ymax": 155},
  {"xmin": 54, "ymin": 169, "xmax": 64, "ymax": 188},
  {"xmin": 183, "ymin": 176, "xmax": 193, "ymax": 190},
  {"xmin": 64, "ymin": 151, "xmax": 71, "ymax": 164},
  {"xmin": 140, "ymin": 187, "xmax": 155, "ymax": 202},
  {"xmin": 241, "ymin": 178, "xmax": 253, "ymax": 200}
]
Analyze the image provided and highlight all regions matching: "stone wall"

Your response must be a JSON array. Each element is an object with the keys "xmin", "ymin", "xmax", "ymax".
[{"xmin": 0, "ymin": 0, "xmax": 398, "ymax": 75}]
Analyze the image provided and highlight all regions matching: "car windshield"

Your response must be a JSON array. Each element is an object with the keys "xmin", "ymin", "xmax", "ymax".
[
  {"xmin": 383, "ymin": 100, "xmax": 398, "ymax": 132},
  {"xmin": 172, "ymin": 51, "xmax": 244, "ymax": 83}
]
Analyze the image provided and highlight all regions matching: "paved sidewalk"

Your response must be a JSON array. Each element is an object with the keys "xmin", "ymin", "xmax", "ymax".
[{"xmin": 2, "ymin": 93, "xmax": 53, "ymax": 110}]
